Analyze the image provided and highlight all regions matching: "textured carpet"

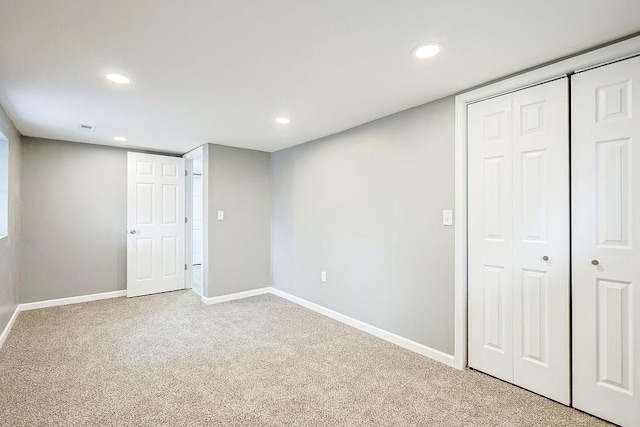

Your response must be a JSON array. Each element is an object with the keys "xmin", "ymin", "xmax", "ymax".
[{"xmin": 0, "ymin": 291, "xmax": 608, "ymax": 426}]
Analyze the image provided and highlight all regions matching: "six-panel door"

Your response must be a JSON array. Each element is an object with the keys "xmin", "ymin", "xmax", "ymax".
[
  {"xmin": 468, "ymin": 93, "xmax": 515, "ymax": 383},
  {"xmin": 511, "ymin": 80, "xmax": 570, "ymax": 404},
  {"xmin": 127, "ymin": 152, "xmax": 186, "ymax": 297},
  {"xmin": 572, "ymin": 56, "xmax": 640, "ymax": 427}
]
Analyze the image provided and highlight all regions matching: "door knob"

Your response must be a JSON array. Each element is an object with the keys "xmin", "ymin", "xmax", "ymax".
[
  {"xmin": 129, "ymin": 229, "xmax": 137, "ymax": 234},
  {"xmin": 591, "ymin": 259, "xmax": 599, "ymax": 266},
  {"xmin": 542, "ymin": 256, "xmax": 549, "ymax": 261}
]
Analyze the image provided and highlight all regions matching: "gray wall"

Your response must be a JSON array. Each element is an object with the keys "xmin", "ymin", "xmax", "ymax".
[
  {"xmin": 0, "ymin": 106, "xmax": 21, "ymax": 332},
  {"xmin": 207, "ymin": 144, "xmax": 271, "ymax": 297},
  {"xmin": 20, "ymin": 138, "xmax": 128, "ymax": 302},
  {"xmin": 19, "ymin": 138, "xmax": 271, "ymax": 303},
  {"xmin": 271, "ymin": 97, "xmax": 455, "ymax": 355}
]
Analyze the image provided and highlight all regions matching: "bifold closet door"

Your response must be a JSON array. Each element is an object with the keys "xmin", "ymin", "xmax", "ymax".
[
  {"xmin": 468, "ymin": 92, "xmax": 514, "ymax": 382},
  {"xmin": 468, "ymin": 78, "xmax": 570, "ymax": 404},
  {"xmin": 572, "ymin": 56, "xmax": 640, "ymax": 427}
]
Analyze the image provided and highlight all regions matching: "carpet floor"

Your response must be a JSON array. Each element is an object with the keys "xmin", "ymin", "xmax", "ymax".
[{"xmin": 0, "ymin": 291, "xmax": 608, "ymax": 426}]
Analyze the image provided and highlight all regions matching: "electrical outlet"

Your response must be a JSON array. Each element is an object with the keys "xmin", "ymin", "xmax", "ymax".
[
  {"xmin": 321, "ymin": 271, "xmax": 327, "ymax": 283},
  {"xmin": 217, "ymin": 210, "xmax": 224, "ymax": 220}
]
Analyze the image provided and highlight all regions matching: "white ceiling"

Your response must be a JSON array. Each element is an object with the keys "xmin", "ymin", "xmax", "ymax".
[{"xmin": 0, "ymin": 1, "xmax": 638, "ymax": 154}]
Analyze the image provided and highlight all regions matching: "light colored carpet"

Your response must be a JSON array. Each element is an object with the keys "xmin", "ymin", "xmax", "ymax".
[{"xmin": 0, "ymin": 291, "xmax": 608, "ymax": 426}]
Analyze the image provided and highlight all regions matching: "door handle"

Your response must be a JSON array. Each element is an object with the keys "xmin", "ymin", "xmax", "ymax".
[
  {"xmin": 542, "ymin": 255, "xmax": 549, "ymax": 261},
  {"xmin": 591, "ymin": 259, "xmax": 599, "ymax": 266},
  {"xmin": 129, "ymin": 229, "xmax": 137, "ymax": 235}
]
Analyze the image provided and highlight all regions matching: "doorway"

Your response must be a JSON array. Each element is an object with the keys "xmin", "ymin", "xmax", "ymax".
[{"xmin": 184, "ymin": 146, "xmax": 206, "ymax": 297}]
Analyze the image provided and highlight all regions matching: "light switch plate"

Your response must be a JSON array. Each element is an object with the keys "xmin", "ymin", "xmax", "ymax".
[
  {"xmin": 321, "ymin": 271, "xmax": 327, "ymax": 283},
  {"xmin": 217, "ymin": 210, "xmax": 224, "ymax": 220},
  {"xmin": 442, "ymin": 210, "xmax": 453, "ymax": 226}
]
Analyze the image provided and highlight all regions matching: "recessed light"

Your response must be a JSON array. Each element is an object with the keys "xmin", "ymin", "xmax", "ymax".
[
  {"xmin": 106, "ymin": 74, "xmax": 131, "ymax": 84},
  {"xmin": 275, "ymin": 117, "xmax": 291, "ymax": 125},
  {"xmin": 412, "ymin": 43, "xmax": 441, "ymax": 59},
  {"xmin": 113, "ymin": 136, "xmax": 128, "ymax": 142}
]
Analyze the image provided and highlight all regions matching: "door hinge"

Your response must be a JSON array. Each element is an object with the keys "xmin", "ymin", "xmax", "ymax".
[
  {"xmin": 185, "ymin": 217, "xmax": 188, "ymax": 223},
  {"xmin": 185, "ymin": 264, "xmax": 187, "ymax": 270},
  {"xmin": 185, "ymin": 170, "xmax": 188, "ymax": 176}
]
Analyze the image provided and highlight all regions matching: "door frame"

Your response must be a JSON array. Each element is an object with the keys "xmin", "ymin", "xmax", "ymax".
[
  {"xmin": 453, "ymin": 35, "xmax": 640, "ymax": 370},
  {"xmin": 184, "ymin": 145, "xmax": 209, "ymax": 299}
]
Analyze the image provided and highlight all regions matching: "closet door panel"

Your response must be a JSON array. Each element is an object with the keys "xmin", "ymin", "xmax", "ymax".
[
  {"xmin": 512, "ymin": 78, "xmax": 570, "ymax": 404},
  {"xmin": 468, "ymin": 80, "xmax": 570, "ymax": 403},
  {"xmin": 572, "ymin": 55, "xmax": 640, "ymax": 427},
  {"xmin": 468, "ymin": 94, "xmax": 514, "ymax": 382}
]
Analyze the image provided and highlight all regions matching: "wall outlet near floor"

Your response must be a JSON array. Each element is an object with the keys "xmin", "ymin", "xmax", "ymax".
[
  {"xmin": 217, "ymin": 210, "xmax": 224, "ymax": 220},
  {"xmin": 321, "ymin": 271, "xmax": 327, "ymax": 283}
]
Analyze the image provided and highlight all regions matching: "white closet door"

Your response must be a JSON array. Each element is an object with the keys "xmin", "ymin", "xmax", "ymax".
[
  {"xmin": 468, "ymin": 93, "xmax": 514, "ymax": 383},
  {"xmin": 572, "ymin": 56, "xmax": 640, "ymax": 427},
  {"xmin": 468, "ymin": 79, "xmax": 570, "ymax": 403},
  {"xmin": 512, "ymin": 79, "xmax": 570, "ymax": 404}
]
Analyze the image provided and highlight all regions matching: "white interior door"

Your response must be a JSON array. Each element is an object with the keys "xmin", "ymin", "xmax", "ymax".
[
  {"xmin": 468, "ymin": 92, "xmax": 514, "ymax": 383},
  {"xmin": 468, "ymin": 79, "xmax": 570, "ymax": 404},
  {"xmin": 511, "ymin": 79, "xmax": 570, "ymax": 404},
  {"xmin": 127, "ymin": 152, "xmax": 186, "ymax": 297},
  {"xmin": 572, "ymin": 56, "xmax": 640, "ymax": 427}
]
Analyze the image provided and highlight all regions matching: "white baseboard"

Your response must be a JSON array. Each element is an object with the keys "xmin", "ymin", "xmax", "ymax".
[
  {"xmin": 201, "ymin": 287, "xmax": 271, "ymax": 305},
  {"xmin": 269, "ymin": 287, "xmax": 456, "ymax": 368},
  {"xmin": 19, "ymin": 290, "xmax": 127, "ymax": 312},
  {"xmin": 0, "ymin": 306, "xmax": 20, "ymax": 349}
]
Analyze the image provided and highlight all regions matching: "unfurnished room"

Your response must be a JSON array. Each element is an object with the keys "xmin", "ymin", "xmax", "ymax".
[{"xmin": 1, "ymin": 1, "xmax": 640, "ymax": 426}]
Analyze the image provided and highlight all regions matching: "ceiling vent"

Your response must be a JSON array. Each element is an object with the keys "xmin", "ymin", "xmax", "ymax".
[{"xmin": 78, "ymin": 124, "xmax": 96, "ymax": 131}]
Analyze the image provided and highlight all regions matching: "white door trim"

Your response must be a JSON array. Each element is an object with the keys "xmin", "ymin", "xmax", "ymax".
[
  {"xmin": 184, "ymin": 152, "xmax": 194, "ymax": 291},
  {"xmin": 453, "ymin": 35, "xmax": 640, "ymax": 371},
  {"xmin": 183, "ymin": 145, "xmax": 209, "ymax": 298}
]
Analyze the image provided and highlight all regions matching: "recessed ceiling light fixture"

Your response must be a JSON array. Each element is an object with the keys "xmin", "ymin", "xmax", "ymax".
[
  {"xmin": 106, "ymin": 73, "xmax": 131, "ymax": 84},
  {"xmin": 275, "ymin": 117, "xmax": 291, "ymax": 125},
  {"xmin": 113, "ymin": 136, "xmax": 128, "ymax": 142},
  {"xmin": 412, "ymin": 43, "xmax": 442, "ymax": 59}
]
